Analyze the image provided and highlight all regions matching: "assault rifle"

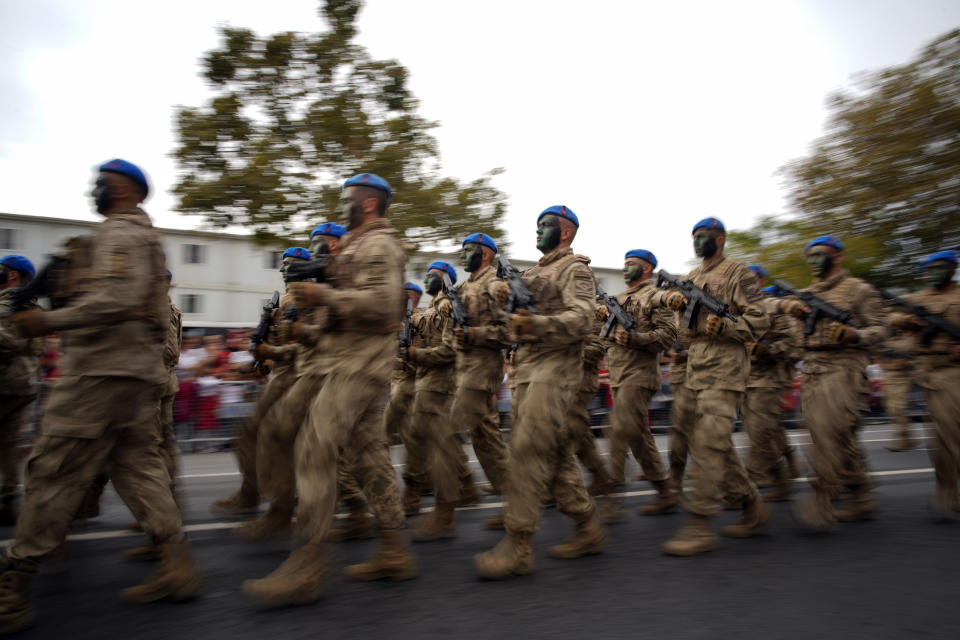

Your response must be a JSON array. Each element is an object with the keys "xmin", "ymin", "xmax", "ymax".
[
  {"xmin": 879, "ymin": 289, "xmax": 960, "ymax": 347},
  {"xmin": 400, "ymin": 296, "xmax": 415, "ymax": 360},
  {"xmin": 6, "ymin": 254, "xmax": 69, "ymax": 314},
  {"xmin": 773, "ymin": 279, "xmax": 861, "ymax": 336},
  {"xmin": 595, "ymin": 283, "xmax": 640, "ymax": 339},
  {"xmin": 250, "ymin": 291, "xmax": 281, "ymax": 368},
  {"xmin": 284, "ymin": 254, "xmax": 332, "ymax": 284},
  {"xmin": 655, "ymin": 270, "xmax": 740, "ymax": 329},
  {"xmin": 496, "ymin": 255, "xmax": 536, "ymax": 321},
  {"xmin": 441, "ymin": 273, "xmax": 469, "ymax": 331}
]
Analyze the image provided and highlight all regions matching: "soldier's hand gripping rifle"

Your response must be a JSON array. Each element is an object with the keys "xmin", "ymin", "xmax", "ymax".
[
  {"xmin": 496, "ymin": 255, "xmax": 536, "ymax": 322},
  {"xmin": 284, "ymin": 254, "xmax": 332, "ymax": 284},
  {"xmin": 441, "ymin": 273, "xmax": 469, "ymax": 331},
  {"xmin": 250, "ymin": 290, "xmax": 281, "ymax": 369},
  {"xmin": 656, "ymin": 270, "xmax": 740, "ymax": 329},
  {"xmin": 773, "ymin": 279, "xmax": 862, "ymax": 336},
  {"xmin": 596, "ymin": 283, "xmax": 640, "ymax": 339},
  {"xmin": 879, "ymin": 289, "xmax": 960, "ymax": 347},
  {"xmin": 399, "ymin": 296, "xmax": 415, "ymax": 361},
  {"xmin": 5, "ymin": 254, "xmax": 70, "ymax": 315}
]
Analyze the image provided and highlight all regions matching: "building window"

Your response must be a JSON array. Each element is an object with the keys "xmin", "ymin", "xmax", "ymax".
[
  {"xmin": 0, "ymin": 228, "xmax": 17, "ymax": 250},
  {"xmin": 180, "ymin": 294, "xmax": 203, "ymax": 314},
  {"xmin": 264, "ymin": 251, "xmax": 283, "ymax": 270},
  {"xmin": 183, "ymin": 244, "xmax": 207, "ymax": 264}
]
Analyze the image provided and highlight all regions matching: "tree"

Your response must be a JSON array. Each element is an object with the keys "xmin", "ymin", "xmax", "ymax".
[
  {"xmin": 172, "ymin": 0, "xmax": 508, "ymax": 251},
  {"xmin": 728, "ymin": 29, "xmax": 960, "ymax": 288}
]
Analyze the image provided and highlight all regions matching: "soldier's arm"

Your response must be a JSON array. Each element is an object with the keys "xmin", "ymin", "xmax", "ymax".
[
  {"xmin": 0, "ymin": 311, "xmax": 33, "ymax": 356},
  {"xmin": 635, "ymin": 300, "xmax": 679, "ymax": 353},
  {"xmin": 852, "ymin": 283, "xmax": 890, "ymax": 347},
  {"xmin": 523, "ymin": 261, "xmax": 593, "ymax": 346},
  {"xmin": 324, "ymin": 236, "xmax": 403, "ymax": 331},
  {"xmin": 460, "ymin": 280, "xmax": 512, "ymax": 348},
  {"xmin": 723, "ymin": 268, "xmax": 769, "ymax": 344}
]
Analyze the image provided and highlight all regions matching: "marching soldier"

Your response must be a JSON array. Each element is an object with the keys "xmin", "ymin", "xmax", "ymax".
[{"xmin": 879, "ymin": 333, "xmax": 916, "ymax": 452}]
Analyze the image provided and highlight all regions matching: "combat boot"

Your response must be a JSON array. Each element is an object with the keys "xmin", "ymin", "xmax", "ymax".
[
  {"xmin": 211, "ymin": 488, "xmax": 260, "ymax": 518},
  {"xmin": 0, "ymin": 559, "xmax": 36, "ymax": 635},
  {"xmin": 484, "ymin": 511, "xmax": 505, "ymax": 530},
  {"xmin": 599, "ymin": 495, "xmax": 628, "ymax": 524},
  {"xmin": 587, "ymin": 475, "xmax": 611, "ymax": 497},
  {"xmin": 121, "ymin": 539, "xmax": 202, "ymax": 603},
  {"xmin": 929, "ymin": 483, "xmax": 960, "ymax": 521},
  {"xmin": 242, "ymin": 543, "xmax": 330, "ymax": 605},
  {"xmin": 457, "ymin": 474, "xmax": 480, "ymax": 507},
  {"xmin": 402, "ymin": 482, "xmax": 422, "ymax": 516},
  {"xmin": 345, "ymin": 529, "xmax": 418, "ymax": 582},
  {"xmin": 473, "ymin": 532, "xmax": 534, "ymax": 580},
  {"xmin": 548, "ymin": 513, "xmax": 607, "ymax": 559},
  {"xmin": 791, "ymin": 488, "xmax": 836, "ymax": 532},
  {"xmin": 763, "ymin": 463, "xmax": 792, "ymax": 502},
  {"xmin": 662, "ymin": 514, "xmax": 717, "ymax": 557},
  {"xmin": 233, "ymin": 501, "xmax": 294, "ymax": 541},
  {"xmin": 783, "ymin": 446, "xmax": 801, "ymax": 479},
  {"xmin": 326, "ymin": 502, "xmax": 375, "ymax": 542},
  {"xmin": 723, "ymin": 496, "xmax": 771, "ymax": 538},
  {"xmin": 123, "ymin": 545, "xmax": 162, "ymax": 562},
  {"xmin": 640, "ymin": 481, "xmax": 679, "ymax": 516},
  {"xmin": 885, "ymin": 434, "xmax": 914, "ymax": 452},
  {"xmin": 835, "ymin": 487, "xmax": 875, "ymax": 522},
  {"xmin": 412, "ymin": 501, "xmax": 456, "ymax": 542},
  {"xmin": 478, "ymin": 483, "xmax": 500, "ymax": 496},
  {"xmin": 0, "ymin": 497, "xmax": 19, "ymax": 528}
]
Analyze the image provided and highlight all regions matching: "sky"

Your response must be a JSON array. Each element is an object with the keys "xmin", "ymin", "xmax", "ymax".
[{"xmin": 1, "ymin": 0, "xmax": 959, "ymax": 273}]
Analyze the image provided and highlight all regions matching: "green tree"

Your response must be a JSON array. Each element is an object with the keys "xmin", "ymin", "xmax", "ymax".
[
  {"xmin": 728, "ymin": 29, "xmax": 960, "ymax": 289},
  {"xmin": 172, "ymin": 0, "xmax": 507, "ymax": 251}
]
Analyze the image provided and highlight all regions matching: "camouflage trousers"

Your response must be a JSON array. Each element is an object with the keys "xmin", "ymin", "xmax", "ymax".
[
  {"xmin": 741, "ymin": 387, "xmax": 790, "ymax": 484},
  {"xmin": 384, "ymin": 374, "xmax": 420, "ymax": 485},
  {"xmin": 609, "ymin": 385, "xmax": 667, "ymax": 486},
  {"xmin": 295, "ymin": 371, "xmax": 404, "ymax": 544},
  {"xmin": 883, "ymin": 369, "xmax": 912, "ymax": 442},
  {"xmin": 409, "ymin": 389, "xmax": 469, "ymax": 503},
  {"xmin": 567, "ymin": 361, "xmax": 611, "ymax": 486},
  {"xmin": 0, "ymin": 395, "xmax": 33, "ymax": 500},
  {"xmin": 503, "ymin": 380, "xmax": 594, "ymax": 535},
  {"xmin": 801, "ymin": 367, "xmax": 871, "ymax": 499},
  {"xmin": 158, "ymin": 391, "xmax": 181, "ymax": 500},
  {"xmin": 450, "ymin": 385, "xmax": 509, "ymax": 493},
  {"xmin": 686, "ymin": 388, "xmax": 758, "ymax": 516},
  {"xmin": 7, "ymin": 376, "xmax": 182, "ymax": 570},
  {"xmin": 924, "ymin": 367, "xmax": 960, "ymax": 497},
  {"xmin": 668, "ymin": 377, "xmax": 696, "ymax": 483}
]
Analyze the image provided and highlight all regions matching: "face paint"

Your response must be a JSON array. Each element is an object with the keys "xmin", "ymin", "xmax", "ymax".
[
  {"xmin": 424, "ymin": 272, "xmax": 442, "ymax": 296},
  {"xmin": 461, "ymin": 243, "xmax": 483, "ymax": 272},
  {"xmin": 693, "ymin": 230, "xmax": 717, "ymax": 259},
  {"xmin": 926, "ymin": 261, "xmax": 956, "ymax": 287},
  {"xmin": 623, "ymin": 259, "xmax": 642, "ymax": 283},
  {"xmin": 280, "ymin": 256, "xmax": 296, "ymax": 278},
  {"xmin": 310, "ymin": 236, "xmax": 330, "ymax": 256},
  {"xmin": 536, "ymin": 215, "xmax": 561, "ymax": 254},
  {"xmin": 92, "ymin": 178, "xmax": 113, "ymax": 214},
  {"xmin": 339, "ymin": 190, "xmax": 364, "ymax": 230},
  {"xmin": 806, "ymin": 248, "xmax": 834, "ymax": 277},
  {"xmin": 0, "ymin": 267, "xmax": 8, "ymax": 286}
]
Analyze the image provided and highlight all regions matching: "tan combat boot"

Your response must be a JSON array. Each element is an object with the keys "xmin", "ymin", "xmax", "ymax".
[
  {"xmin": 345, "ymin": 529, "xmax": 418, "ymax": 582},
  {"xmin": 662, "ymin": 514, "xmax": 717, "ymax": 556},
  {"xmin": 121, "ymin": 539, "xmax": 202, "ymax": 603},
  {"xmin": 403, "ymin": 482, "xmax": 422, "ymax": 516},
  {"xmin": 587, "ymin": 475, "xmax": 611, "ymax": 497},
  {"xmin": 723, "ymin": 496, "xmax": 771, "ymax": 538},
  {"xmin": 929, "ymin": 483, "xmax": 960, "ymax": 520},
  {"xmin": 242, "ymin": 543, "xmax": 330, "ymax": 605},
  {"xmin": 835, "ymin": 487, "xmax": 875, "ymax": 522},
  {"xmin": 412, "ymin": 501, "xmax": 456, "ymax": 542},
  {"xmin": 484, "ymin": 511, "xmax": 505, "ymax": 530},
  {"xmin": 457, "ymin": 474, "xmax": 480, "ymax": 507},
  {"xmin": 473, "ymin": 532, "xmax": 534, "ymax": 580},
  {"xmin": 0, "ymin": 562, "xmax": 36, "ymax": 635},
  {"xmin": 791, "ymin": 488, "xmax": 836, "ymax": 532},
  {"xmin": 233, "ymin": 501, "xmax": 294, "ymax": 541},
  {"xmin": 123, "ymin": 545, "xmax": 162, "ymax": 562},
  {"xmin": 599, "ymin": 486, "xmax": 629, "ymax": 524},
  {"xmin": 640, "ymin": 481, "xmax": 679, "ymax": 516},
  {"xmin": 763, "ymin": 463, "xmax": 792, "ymax": 502},
  {"xmin": 327, "ymin": 503, "xmax": 376, "ymax": 542},
  {"xmin": 211, "ymin": 487, "xmax": 260, "ymax": 518},
  {"xmin": 548, "ymin": 513, "xmax": 607, "ymax": 559}
]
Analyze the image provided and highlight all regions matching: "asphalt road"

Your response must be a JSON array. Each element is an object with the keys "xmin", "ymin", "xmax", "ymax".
[{"xmin": 2, "ymin": 422, "xmax": 956, "ymax": 640}]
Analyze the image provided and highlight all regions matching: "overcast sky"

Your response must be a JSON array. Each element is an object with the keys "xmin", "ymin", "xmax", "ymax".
[{"xmin": 2, "ymin": 0, "xmax": 958, "ymax": 272}]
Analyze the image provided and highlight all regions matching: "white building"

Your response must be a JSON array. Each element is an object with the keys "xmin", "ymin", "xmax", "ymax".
[{"xmin": 1, "ymin": 212, "xmax": 626, "ymax": 330}]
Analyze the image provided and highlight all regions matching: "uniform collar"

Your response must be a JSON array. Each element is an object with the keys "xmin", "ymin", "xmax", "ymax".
[
  {"xmin": 624, "ymin": 279, "xmax": 652, "ymax": 294},
  {"xmin": 107, "ymin": 207, "xmax": 151, "ymax": 226},
  {"xmin": 469, "ymin": 264, "xmax": 493, "ymax": 282},
  {"xmin": 537, "ymin": 246, "xmax": 573, "ymax": 267},
  {"xmin": 697, "ymin": 255, "xmax": 727, "ymax": 274},
  {"xmin": 339, "ymin": 218, "xmax": 391, "ymax": 251},
  {"xmin": 810, "ymin": 269, "xmax": 848, "ymax": 292}
]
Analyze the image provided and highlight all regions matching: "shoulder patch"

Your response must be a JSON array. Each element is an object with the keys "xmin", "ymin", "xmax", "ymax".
[{"xmin": 574, "ymin": 270, "xmax": 595, "ymax": 299}]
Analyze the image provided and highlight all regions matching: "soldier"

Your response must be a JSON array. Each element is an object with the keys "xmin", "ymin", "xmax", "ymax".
[
  {"xmin": 780, "ymin": 236, "xmax": 888, "ymax": 530},
  {"xmin": 408, "ymin": 261, "xmax": 476, "ymax": 541},
  {"xmin": 889, "ymin": 250, "xmax": 960, "ymax": 517},
  {"xmin": 879, "ymin": 332, "xmax": 916, "ymax": 452},
  {"xmin": 666, "ymin": 339, "xmax": 694, "ymax": 496},
  {"xmin": 741, "ymin": 265, "xmax": 802, "ymax": 501},
  {"xmin": 0, "ymin": 160, "xmax": 201, "ymax": 633},
  {"xmin": 660, "ymin": 217, "xmax": 771, "ymax": 556},
  {"xmin": 597, "ymin": 249, "xmax": 678, "ymax": 521},
  {"xmin": 212, "ymin": 246, "xmax": 312, "ymax": 518},
  {"xmin": 474, "ymin": 205, "xmax": 607, "ymax": 580},
  {"xmin": 0, "ymin": 255, "xmax": 41, "ymax": 527},
  {"xmin": 242, "ymin": 173, "xmax": 416, "ymax": 605}
]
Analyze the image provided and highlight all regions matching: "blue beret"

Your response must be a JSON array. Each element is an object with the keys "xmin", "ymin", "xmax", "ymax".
[
  {"xmin": 762, "ymin": 284, "xmax": 784, "ymax": 297},
  {"xmin": 282, "ymin": 247, "xmax": 311, "ymax": 260},
  {"xmin": 343, "ymin": 173, "xmax": 392, "ymax": 199},
  {"xmin": 748, "ymin": 264, "xmax": 769, "ymax": 279},
  {"xmin": 624, "ymin": 249, "xmax": 657, "ymax": 269},
  {"xmin": 692, "ymin": 217, "xmax": 725, "ymax": 234},
  {"xmin": 921, "ymin": 250, "xmax": 958, "ymax": 269},
  {"xmin": 427, "ymin": 261, "xmax": 457, "ymax": 284},
  {"xmin": 404, "ymin": 282, "xmax": 423, "ymax": 294},
  {"xmin": 0, "ymin": 254, "xmax": 35, "ymax": 278},
  {"xmin": 461, "ymin": 232, "xmax": 498, "ymax": 254},
  {"xmin": 538, "ymin": 205, "xmax": 579, "ymax": 228},
  {"xmin": 804, "ymin": 235, "xmax": 845, "ymax": 254},
  {"xmin": 99, "ymin": 159, "xmax": 149, "ymax": 197},
  {"xmin": 310, "ymin": 222, "xmax": 347, "ymax": 238}
]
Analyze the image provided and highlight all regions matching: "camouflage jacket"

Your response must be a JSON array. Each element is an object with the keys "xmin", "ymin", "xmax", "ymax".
[
  {"xmin": 513, "ymin": 248, "xmax": 594, "ymax": 386},
  {"xmin": 163, "ymin": 300, "xmax": 183, "ymax": 395},
  {"xmin": 606, "ymin": 280, "xmax": 677, "ymax": 390},
  {"xmin": 747, "ymin": 296, "xmax": 801, "ymax": 389},
  {"xmin": 0, "ymin": 290, "xmax": 42, "ymax": 396},
  {"xmin": 410, "ymin": 294, "xmax": 456, "ymax": 394},
  {"xmin": 450, "ymin": 264, "xmax": 510, "ymax": 393},
  {"xmin": 42, "ymin": 208, "xmax": 168, "ymax": 385},
  {"xmin": 904, "ymin": 283, "xmax": 960, "ymax": 375}
]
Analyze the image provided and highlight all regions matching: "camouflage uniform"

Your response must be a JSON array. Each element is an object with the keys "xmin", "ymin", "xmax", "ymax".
[
  {"xmin": 903, "ymin": 283, "xmax": 960, "ymax": 510},
  {"xmin": 667, "ymin": 339, "xmax": 695, "ymax": 490},
  {"xmin": 448, "ymin": 265, "xmax": 511, "ymax": 492},
  {"xmin": 384, "ymin": 366, "xmax": 419, "ymax": 488},
  {"xmin": 794, "ymin": 270, "xmax": 888, "ymax": 519},
  {"xmin": 567, "ymin": 321, "xmax": 612, "ymax": 492},
  {"xmin": 878, "ymin": 334, "xmax": 915, "ymax": 451},
  {"xmin": 5, "ymin": 209, "xmax": 187, "ymax": 570},
  {"xmin": 158, "ymin": 300, "xmax": 183, "ymax": 501},
  {"xmin": 742, "ymin": 296, "xmax": 801, "ymax": 494}
]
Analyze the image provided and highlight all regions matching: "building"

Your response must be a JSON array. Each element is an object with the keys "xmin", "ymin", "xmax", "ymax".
[{"xmin": 1, "ymin": 212, "xmax": 626, "ymax": 331}]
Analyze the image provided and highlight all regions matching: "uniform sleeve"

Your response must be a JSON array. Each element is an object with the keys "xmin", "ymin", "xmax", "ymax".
[
  {"xmin": 43, "ymin": 222, "xmax": 154, "ymax": 332},
  {"xmin": 0, "ymin": 305, "xmax": 34, "ymax": 356},
  {"xmin": 634, "ymin": 295, "xmax": 678, "ymax": 353},
  {"xmin": 722, "ymin": 268, "xmax": 769, "ymax": 344},
  {"xmin": 528, "ymin": 261, "xmax": 593, "ymax": 346},
  {"xmin": 853, "ymin": 282, "xmax": 890, "ymax": 347},
  {"xmin": 764, "ymin": 305, "xmax": 802, "ymax": 363},
  {"xmin": 412, "ymin": 313, "xmax": 456, "ymax": 366},
  {"xmin": 324, "ymin": 235, "xmax": 403, "ymax": 331}
]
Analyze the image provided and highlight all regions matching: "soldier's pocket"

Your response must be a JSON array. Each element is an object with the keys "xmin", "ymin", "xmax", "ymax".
[{"xmin": 25, "ymin": 435, "xmax": 85, "ymax": 481}]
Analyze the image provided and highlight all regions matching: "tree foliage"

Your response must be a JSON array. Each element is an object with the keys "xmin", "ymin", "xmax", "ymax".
[
  {"xmin": 172, "ymin": 0, "xmax": 507, "ymax": 251},
  {"xmin": 728, "ymin": 29, "xmax": 960, "ymax": 289}
]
